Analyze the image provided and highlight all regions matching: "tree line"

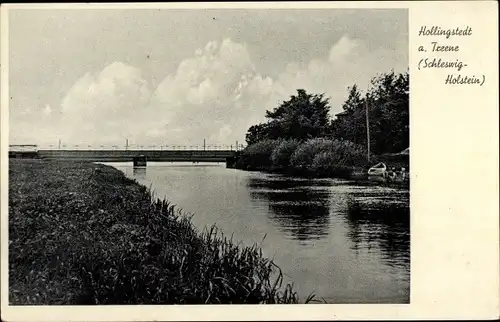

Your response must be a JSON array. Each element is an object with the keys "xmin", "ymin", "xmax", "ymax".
[{"xmin": 245, "ymin": 70, "xmax": 409, "ymax": 155}]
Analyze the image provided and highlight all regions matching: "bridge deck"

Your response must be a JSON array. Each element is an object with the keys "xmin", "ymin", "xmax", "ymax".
[{"xmin": 32, "ymin": 149, "xmax": 237, "ymax": 163}]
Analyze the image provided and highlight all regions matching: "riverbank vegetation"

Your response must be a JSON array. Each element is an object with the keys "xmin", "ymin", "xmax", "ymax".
[
  {"xmin": 9, "ymin": 159, "xmax": 312, "ymax": 304},
  {"xmin": 236, "ymin": 137, "xmax": 368, "ymax": 178},
  {"xmin": 237, "ymin": 70, "xmax": 409, "ymax": 178}
]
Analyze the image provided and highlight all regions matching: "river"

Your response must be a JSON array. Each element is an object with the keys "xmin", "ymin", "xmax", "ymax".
[{"xmin": 106, "ymin": 162, "xmax": 410, "ymax": 304}]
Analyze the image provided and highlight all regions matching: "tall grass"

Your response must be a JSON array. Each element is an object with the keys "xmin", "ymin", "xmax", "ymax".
[{"xmin": 9, "ymin": 159, "xmax": 308, "ymax": 304}]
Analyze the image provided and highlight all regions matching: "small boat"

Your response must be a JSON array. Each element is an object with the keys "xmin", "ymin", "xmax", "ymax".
[
  {"xmin": 368, "ymin": 162, "xmax": 387, "ymax": 177},
  {"xmin": 368, "ymin": 162, "xmax": 409, "ymax": 187}
]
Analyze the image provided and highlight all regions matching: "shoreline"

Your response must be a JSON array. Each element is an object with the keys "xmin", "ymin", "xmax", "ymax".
[
  {"xmin": 9, "ymin": 159, "xmax": 310, "ymax": 304},
  {"xmin": 233, "ymin": 164, "xmax": 410, "ymax": 189}
]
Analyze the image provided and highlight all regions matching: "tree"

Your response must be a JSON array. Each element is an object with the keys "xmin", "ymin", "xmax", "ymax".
[
  {"xmin": 331, "ymin": 70, "xmax": 409, "ymax": 154},
  {"xmin": 245, "ymin": 124, "xmax": 269, "ymax": 146},
  {"xmin": 331, "ymin": 85, "xmax": 365, "ymax": 143},
  {"xmin": 367, "ymin": 70, "xmax": 409, "ymax": 153},
  {"xmin": 341, "ymin": 84, "xmax": 363, "ymax": 113},
  {"xmin": 245, "ymin": 89, "xmax": 332, "ymax": 144}
]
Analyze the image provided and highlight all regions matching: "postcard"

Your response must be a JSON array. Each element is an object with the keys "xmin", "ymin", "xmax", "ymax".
[{"xmin": 1, "ymin": 1, "xmax": 498, "ymax": 321}]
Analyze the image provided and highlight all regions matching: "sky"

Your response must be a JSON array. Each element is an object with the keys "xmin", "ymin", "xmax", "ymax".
[{"xmin": 8, "ymin": 8, "xmax": 408, "ymax": 148}]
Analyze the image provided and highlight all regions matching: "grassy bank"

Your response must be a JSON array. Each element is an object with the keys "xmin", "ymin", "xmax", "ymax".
[{"xmin": 9, "ymin": 159, "xmax": 307, "ymax": 304}]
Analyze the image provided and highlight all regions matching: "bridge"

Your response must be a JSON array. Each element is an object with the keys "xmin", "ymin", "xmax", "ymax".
[{"xmin": 10, "ymin": 149, "xmax": 241, "ymax": 168}]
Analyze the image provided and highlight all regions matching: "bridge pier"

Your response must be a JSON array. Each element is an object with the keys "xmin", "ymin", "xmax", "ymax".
[
  {"xmin": 225, "ymin": 154, "xmax": 240, "ymax": 168},
  {"xmin": 133, "ymin": 155, "xmax": 147, "ymax": 167}
]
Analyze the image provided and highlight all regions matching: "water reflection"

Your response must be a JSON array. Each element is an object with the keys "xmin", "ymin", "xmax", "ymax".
[
  {"xmin": 133, "ymin": 167, "xmax": 147, "ymax": 180},
  {"xmin": 247, "ymin": 175, "xmax": 410, "ymax": 273},
  {"xmin": 344, "ymin": 194, "xmax": 410, "ymax": 270},
  {"xmin": 111, "ymin": 163, "xmax": 410, "ymax": 303},
  {"xmin": 247, "ymin": 177, "xmax": 332, "ymax": 241}
]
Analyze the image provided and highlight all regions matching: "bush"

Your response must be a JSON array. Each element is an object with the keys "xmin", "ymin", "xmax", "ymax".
[
  {"xmin": 235, "ymin": 137, "xmax": 370, "ymax": 178},
  {"xmin": 283, "ymin": 138, "xmax": 369, "ymax": 176},
  {"xmin": 311, "ymin": 140, "xmax": 367, "ymax": 169},
  {"xmin": 270, "ymin": 139, "xmax": 300, "ymax": 169},
  {"xmin": 237, "ymin": 139, "xmax": 281, "ymax": 170},
  {"xmin": 289, "ymin": 138, "xmax": 335, "ymax": 169}
]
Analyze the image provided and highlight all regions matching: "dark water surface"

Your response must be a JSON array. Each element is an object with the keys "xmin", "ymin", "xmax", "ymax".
[{"xmin": 107, "ymin": 162, "xmax": 410, "ymax": 303}]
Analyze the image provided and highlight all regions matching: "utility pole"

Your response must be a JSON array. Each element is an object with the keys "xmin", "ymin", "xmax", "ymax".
[
  {"xmin": 365, "ymin": 95, "xmax": 371, "ymax": 164},
  {"xmin": 236, "ymin": 140, "xmax": 238, "ymax": 152},
  {"xmin": 58, "ymin": 139, "xmax": 61, "ymax": 150},
  {"xmin": 203, "ymin": 139, "xmax": 206, "ymax": 151},
  {"xmin": 125, "ymin": 138, "xmax": 129, "ymax": 150}
]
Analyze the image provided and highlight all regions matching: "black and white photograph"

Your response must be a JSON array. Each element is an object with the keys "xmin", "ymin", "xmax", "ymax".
[{"xmin": 5, "ymin": 5, "xmax": 410, "ymax": 306}]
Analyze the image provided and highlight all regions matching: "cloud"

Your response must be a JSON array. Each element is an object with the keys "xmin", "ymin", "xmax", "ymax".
[
  {"xmin": 19, "ymin": 35, "xmax": 406, "ymax": 147},
  {"xmin": 328, "ymin": 35, "xmax": 359, "ymax": 63},
  {"xmin": 150, "ymin": 38, "xmax": 274, "ymax": 145},
  {"xmin": 273, "ymin": 34, "xmax": 405, "ymax": 111},
  {"xmin": 58, "ymin": 62, "xmax": 152, "ymax": 145}
]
